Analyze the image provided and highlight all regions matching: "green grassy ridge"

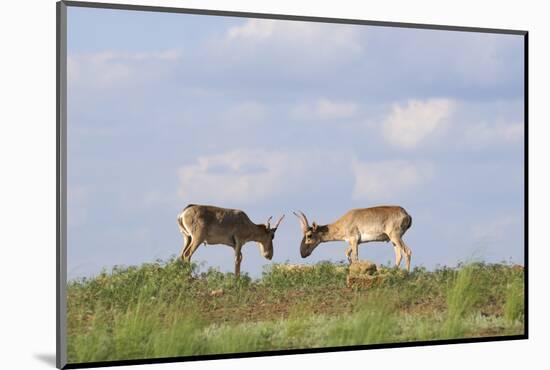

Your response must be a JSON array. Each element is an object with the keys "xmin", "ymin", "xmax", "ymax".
[{"xmin": 67, "ymin": 260, "xmax": 524, "ymax": 364}]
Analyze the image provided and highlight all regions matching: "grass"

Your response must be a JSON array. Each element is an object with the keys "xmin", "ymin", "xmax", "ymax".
[{"xmin": 66, "ymin": 259, "xmax": 525, "ymax": 364}]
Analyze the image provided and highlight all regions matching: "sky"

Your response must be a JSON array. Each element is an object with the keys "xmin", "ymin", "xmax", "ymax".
[{"xmin": 66, "ymin": 6, "xmax": 525, "ymax": 279}]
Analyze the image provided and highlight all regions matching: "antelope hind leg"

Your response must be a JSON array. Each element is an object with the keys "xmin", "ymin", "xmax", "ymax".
[
  {"xmin": 392, "ymin": 245, "xmax": 402, "ymax": 268},
  {"xmin": 401, "ymin": 240, "xmax": 412, "ymax": 272},
  {"xmin": 182, "ymin": 238, "xmax": 202, "ymax": 263},
  {"xmin": 389, "ymin": 233, "xmax": 411, "ymax": 271},
  {"xmin": 178, "ymin": 235, "xmax": 191, "ymax": 261}
]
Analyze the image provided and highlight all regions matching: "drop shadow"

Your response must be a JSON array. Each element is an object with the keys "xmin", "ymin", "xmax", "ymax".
[{"xmin": 34, "ymin": 353, "xmax": 56, "ymax": 367}]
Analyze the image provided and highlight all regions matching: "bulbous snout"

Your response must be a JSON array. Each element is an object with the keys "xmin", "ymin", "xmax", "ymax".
[{"xmin": 259, "ymin": 242, "xmax": 273, "ymax": 260}]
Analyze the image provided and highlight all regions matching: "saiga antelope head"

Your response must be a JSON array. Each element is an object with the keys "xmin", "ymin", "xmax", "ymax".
[
  {"xmin": 258, "ymin": 215, "xmax": 285, "ymax": 260},
  {"xmin": 293, "ymin": 211, "xmax": 322, "ymax": 258}
]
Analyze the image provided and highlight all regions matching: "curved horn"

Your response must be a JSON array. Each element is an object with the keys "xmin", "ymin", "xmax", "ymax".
[
  {"xmin": 297, "ymin": 211, "xmax": 309, "ymax": 227},
  {"xmin": 266, "ymin": 216, "xmax": 273, "ymax": 228},
  {"xmin": 292, "ymin": 210, "xmax": 310, "ymax": 232},
  {"xmin": 272, "ymin": 214, "xmax": 285, "ymax": 230}
]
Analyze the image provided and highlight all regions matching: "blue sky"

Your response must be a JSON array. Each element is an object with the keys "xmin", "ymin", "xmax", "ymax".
[{"xmin": 66, "ymin": 7, "xmax": 525, "ymax": 279}]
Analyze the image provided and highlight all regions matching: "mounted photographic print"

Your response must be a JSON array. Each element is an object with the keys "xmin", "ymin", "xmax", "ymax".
[{"xmin": 57, "ymin": 1, "xmax": 528, "ymax": 368}]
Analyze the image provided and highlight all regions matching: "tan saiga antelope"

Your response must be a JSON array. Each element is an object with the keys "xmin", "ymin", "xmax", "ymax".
[
  {"xmin": 293, "ymin": 206, "xmax": 413, "ymax": 271},
  {"xmin": 177, "ymin": 204, "xmax": 284, "ymax": 276}
]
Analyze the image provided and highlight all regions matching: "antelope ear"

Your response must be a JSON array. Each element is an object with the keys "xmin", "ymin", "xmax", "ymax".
[{"xmin": 312, "ymin": 222, "xmax": 318, "ymax": 231}]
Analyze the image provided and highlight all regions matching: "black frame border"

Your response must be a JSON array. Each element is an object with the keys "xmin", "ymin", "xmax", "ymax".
[{"xmin": 56, "ymin": 1, "xmax": 529, "ymax": 369}]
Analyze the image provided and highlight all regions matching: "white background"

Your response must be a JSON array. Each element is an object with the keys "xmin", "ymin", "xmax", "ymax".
[{"xmin": 0, "ymin": 0, "xmax": 547, "ymax": 369}]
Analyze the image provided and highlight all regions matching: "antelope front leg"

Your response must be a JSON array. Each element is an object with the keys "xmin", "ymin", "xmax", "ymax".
[
  {"xmin": 349, "ymin": 238, "xmax": 359, "ymax": 262},
  {"xmin": 234, "ymin": 245, "xmax": 243, "ymax": 277},
  {"xmin": 345, "ymin": 246, "xmax": 353, "ymax": 264}
]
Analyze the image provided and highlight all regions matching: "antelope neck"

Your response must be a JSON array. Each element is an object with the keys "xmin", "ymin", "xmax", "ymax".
[
  {"xmin": 249, "ymin": 223, "xmax": 269, "ymax": 242},
  {"xmin": 318, "ymin": 224, "xmax": 342, "ymax": 242}
]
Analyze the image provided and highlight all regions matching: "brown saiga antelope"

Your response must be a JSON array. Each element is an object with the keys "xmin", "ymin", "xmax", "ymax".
[
  {"xmin": 293, "ymin": 206, "xmax": 413, "ymax": 271},
  {"xmin": 177, "ymin": 204, "xmax": 284, "ymax": 276}
]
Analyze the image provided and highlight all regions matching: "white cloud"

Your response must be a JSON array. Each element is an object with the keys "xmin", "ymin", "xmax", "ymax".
[
  {"xmin": 227, "ymin": 19, "xmax": 277, "ymax": 41},
  {"xmin": 351, "ymin": 159, "xmax": 434, "ymax": 201},
  {"xmin": 227, "ymin": 19, "xmax": 361, "ymax": 52},
  {"xmin": 291, "ymin": 98, "xmax": 358, "ymax": 121},
  {"xmin": 221, "ymin": 19, "xmax": 363, "ymax": 68},
  {"xmin": 382, "ymin": 98, "xmax": 455, "ymax": 149},
  {"xmin": 68, "ymin": 49, "xmax": 183, "ymax": 88},
  {"xmin": 177, "ymin": 149, "xmax": 305, "ymax": 204}
]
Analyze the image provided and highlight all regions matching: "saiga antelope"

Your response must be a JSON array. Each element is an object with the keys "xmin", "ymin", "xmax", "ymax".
[
  {"xmin": 177, "ymin": 204, "xmax": 284, "ymax": 276},
  {"xmin": 293, "ymin": 206, "xmax": 413, "ymax": 271}
]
